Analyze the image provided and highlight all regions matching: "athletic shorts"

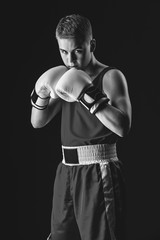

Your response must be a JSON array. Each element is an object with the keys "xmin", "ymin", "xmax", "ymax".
[{"xmin": 47, "ymin": 144, "xmax": 126, "ymax": 240}]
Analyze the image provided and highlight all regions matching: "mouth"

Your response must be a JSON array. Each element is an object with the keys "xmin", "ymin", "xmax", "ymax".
[{"xmin": 67, "ymin": 66, "xmax": 78, "ymax": 69}]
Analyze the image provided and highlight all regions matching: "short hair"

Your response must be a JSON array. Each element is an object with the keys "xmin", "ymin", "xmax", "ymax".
[{"xmin": 55, "ymin": 14, "xmax": 93, "ymax": 43}]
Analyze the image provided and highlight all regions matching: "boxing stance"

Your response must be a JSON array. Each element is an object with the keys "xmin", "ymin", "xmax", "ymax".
[{"xmin": 30, "ymin": 14, "xmax": 132, "ymax": 240}]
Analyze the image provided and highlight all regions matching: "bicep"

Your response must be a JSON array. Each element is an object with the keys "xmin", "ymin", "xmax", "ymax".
[{"xmin": 103, "ymin": 69, "xmax": 132, "ymax": 120}]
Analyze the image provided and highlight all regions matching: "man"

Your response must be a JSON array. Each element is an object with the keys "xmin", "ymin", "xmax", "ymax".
[{"xmin": 31, "ymin": 14, "xmax": 132, "ymax": 240}]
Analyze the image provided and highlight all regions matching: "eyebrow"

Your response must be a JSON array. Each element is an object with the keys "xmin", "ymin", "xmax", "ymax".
[{"xmin": 59, "ymin": 46, "xmax": 83, "ymax": 52}]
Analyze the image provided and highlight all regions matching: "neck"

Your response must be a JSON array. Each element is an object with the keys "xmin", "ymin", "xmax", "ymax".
[
  {"xmin": 84, "ymin": 55, "xmax": 105, "ymax": 77},
  {"xmin": 84, "ymin": 55, "xmax": 97, "ymax": 73}
]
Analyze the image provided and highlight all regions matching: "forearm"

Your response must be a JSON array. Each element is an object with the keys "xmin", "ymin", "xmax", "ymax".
[
  {"xmin": 95, "ymin": 103, "xmax": 131, "ymax": 137},
  {"xmin": 31, "ymin": 98, "xmax": 62, "ymax": 128},
  {"xmin": 31, "ymin": 107, "xmax": 50, "ymax": 128}
]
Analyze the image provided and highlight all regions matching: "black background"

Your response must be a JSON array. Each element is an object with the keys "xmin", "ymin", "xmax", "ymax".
[{"xmin": 10, "ymin": 1, "xmax": 160, "ymax": 240}]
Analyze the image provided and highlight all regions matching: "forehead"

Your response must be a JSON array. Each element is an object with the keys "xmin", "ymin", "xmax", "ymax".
[{"xmin": 57, "ymin": 38, "xmax": 88, "ymax": 50}]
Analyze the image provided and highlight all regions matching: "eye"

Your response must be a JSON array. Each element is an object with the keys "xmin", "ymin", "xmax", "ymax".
[
  {"xmin": 75, "ymin": 49, "xmax": 83, "ymax": 54},
  {"xmin": 60, "ymin": 49, "xmax": 68, "ymax": 55}
]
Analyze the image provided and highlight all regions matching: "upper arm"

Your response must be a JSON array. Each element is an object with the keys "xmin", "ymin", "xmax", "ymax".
[{"xmin": 103, "ymin": 69, "xmax": 132, "ymax": 125}]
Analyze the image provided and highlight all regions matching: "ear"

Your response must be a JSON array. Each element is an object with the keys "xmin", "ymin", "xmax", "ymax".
[{"xmin": 90, "ymin": 39, "xmax": 96, "ymax": 52}]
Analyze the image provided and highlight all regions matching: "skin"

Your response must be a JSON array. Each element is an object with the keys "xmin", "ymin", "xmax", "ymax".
[{"xmin": 31, "ymin": 36, "xmax": 132, "ymax": 137}]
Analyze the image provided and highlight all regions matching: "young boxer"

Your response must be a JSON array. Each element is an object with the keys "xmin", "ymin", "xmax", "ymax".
[{"xmin": 31, "ymin": 14, "xmax": 132, "ymax": 240}]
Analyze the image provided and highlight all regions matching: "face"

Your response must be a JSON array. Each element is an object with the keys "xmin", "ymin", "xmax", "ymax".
[{"xmin": 57, "ymin": 37, "xmax": 93, "ymax": 70}]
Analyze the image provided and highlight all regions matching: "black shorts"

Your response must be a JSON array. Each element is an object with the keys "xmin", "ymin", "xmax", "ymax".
[{"xmin": 48, "ymin": 158, "xmax": 126, "ymax": 240}]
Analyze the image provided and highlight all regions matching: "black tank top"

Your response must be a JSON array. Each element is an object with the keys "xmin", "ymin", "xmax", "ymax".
[{"xmin": 61, "ymin": 67, "xmax": 118, "ymax": 146}]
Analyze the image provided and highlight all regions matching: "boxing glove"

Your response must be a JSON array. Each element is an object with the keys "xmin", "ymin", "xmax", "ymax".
[
  {"xmin": 55, "ymin": 68, "xmax": 110, "ymax": 114},
  {"xmin": 31, "ymin": 65, "xmax": 68, "ymax": 110},
  {"xmin": 35, "ymin": 65, "xmax": 68, "ymax": 98}
]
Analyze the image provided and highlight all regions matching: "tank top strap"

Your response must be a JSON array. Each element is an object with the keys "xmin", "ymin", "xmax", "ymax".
[{"xmin": 93, "ymin": 66, "xmax": 116, "ymax": 87}]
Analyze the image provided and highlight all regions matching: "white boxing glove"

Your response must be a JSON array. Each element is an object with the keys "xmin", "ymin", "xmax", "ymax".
[
  {"xmin": 55, "ymin": 68, "xmax": 92, "ymax": 101},
  {"xmin": 55, "ymin": 68, "xmax": 110, "ymax": 114},
  {"xmin": 30, "ymin": 65, "xmax": 68, "ymax": 110},
  {"xmin": 35, "ymin": 65, "xmax": 68, "ymax": 99}
]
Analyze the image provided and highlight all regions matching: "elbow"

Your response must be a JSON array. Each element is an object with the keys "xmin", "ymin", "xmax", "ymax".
[
  {"xmin": 118, "ymin": 116, "xmax": 131, "ymax": 138},
  {"xmin": 31, "ymin": 122, "xmax": 41, "ymax": 129},
  {"xmin": 31, "ymin": 117, "xmax": 46, "ymax": 129},
  {"xmin": 118, "ymin": 125, "xmax": 131, "ymax": 138},
  {"xmin": 31, "ymin": 121, "xmax": 42, "ymax": 129}
]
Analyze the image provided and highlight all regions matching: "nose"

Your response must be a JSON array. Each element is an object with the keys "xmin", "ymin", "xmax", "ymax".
[{"xmin": 68, "ymin": 52, "xmax": 76, "ymax": 67}]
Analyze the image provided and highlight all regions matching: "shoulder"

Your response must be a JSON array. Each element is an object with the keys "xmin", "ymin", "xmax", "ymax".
[
  {"xmin": 104, "ymin": 68, "xmax": 126, "ymax": 85},
  {"xmin": 102, "ymin": 68, "xmax": 129, "ymax": 97}
]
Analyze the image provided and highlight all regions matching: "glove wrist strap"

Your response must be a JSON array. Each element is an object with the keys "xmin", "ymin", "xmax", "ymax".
[
  {"xmin": 30, "ymin": 89, "xmax": 50, "ymax": 110},
  {"xmin": 90, "ymin": 98, "xmax": 109, "ymax": 114},
  {"xmin": 78, "ymin": 84, "xmax": 109, "ymax": 114}
]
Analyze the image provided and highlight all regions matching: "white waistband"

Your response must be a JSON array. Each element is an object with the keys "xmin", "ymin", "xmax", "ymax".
[{"xmin": 62, "ymin": 143, "xmax": 118, "ymax": 166}]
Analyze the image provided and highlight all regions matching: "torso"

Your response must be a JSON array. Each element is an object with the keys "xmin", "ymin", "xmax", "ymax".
[{"xmin": 61, "ymin": 66, "xmax": 119, "ymax": 147}]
